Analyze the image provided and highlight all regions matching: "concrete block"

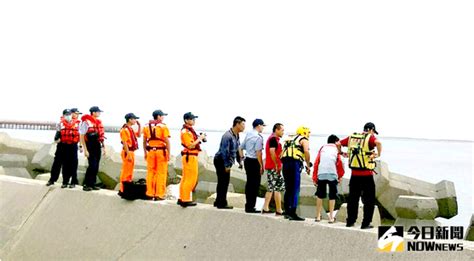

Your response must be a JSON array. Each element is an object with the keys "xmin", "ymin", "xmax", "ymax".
[
  {"xmin": 465, "ymin": 214, "xmax": 474, "ymax": 241},
  {"xmin": 395, "ymin": 196, "xmax": 438, "ymax": 220},
  {"xmin": 2, "ymin": 168, "xmax": 31, "ymax": 179},
  {"xmin": 194, "ymin": 181, "xmax": 234, "ymax": 202},
  {"xmin": 394, "ymin": 218, "xmax": 441, "ymax": 231},
  {"xmin": 0, "ymin": 132, "xmax": 45, "ymax": 163},
  {"xmin": 0, "ymin": 154, "xmax": 28, "ymax": 168}
]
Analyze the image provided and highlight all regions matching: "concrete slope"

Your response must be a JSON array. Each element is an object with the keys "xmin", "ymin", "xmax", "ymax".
[{"xmin": 1, "ymin": 176, "xmax": 472, "ymax": 260}]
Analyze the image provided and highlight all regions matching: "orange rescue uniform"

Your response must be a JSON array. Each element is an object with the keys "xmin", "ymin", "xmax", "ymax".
[
  {"xmin": 143, "ymin": 122, "xmax": 170, "ymax": 199},
  {"xmin": 179, "ymin": 126, "xmax": 201, "ymax": 202},
  {"xmin": 119, "ymin": 126, "xmax": 139, "ymax": 192}
]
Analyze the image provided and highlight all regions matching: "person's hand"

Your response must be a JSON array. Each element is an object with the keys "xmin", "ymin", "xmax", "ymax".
[
  {"xmin": 126, "ymin": 153, "xmax": 133, "ymax": 162},
  {"xmin": 79, "ymin": 147, "xmax": 83, "ymax": 153},
  {"xmin": 275, "ymin": 166, "xmax": 281, "ymax": 174},
  {"xmin": 370, "ymin": 152, "xmax": 378, "ymax": 160},
  {"xmin": 102, "ymin": 148, "xmax": 107, "ymax": 156},
  {"xmin": 144, "ymin": 152, "xmax": 148, "ymax": 161},
  {"xmin": 305, "ymin": 166, "xmax": 311, "ymax": 175},
  {"xmin": 338, "ymin": 178, "xmax": 342, "ymax": 184},
  {"xmin": 225, "ymin": 167, "xmax": 231, "ymax": 173},
  {"xmin": 260, "ymin": 167, "xmax": 264, "ymax": 176},
  {"xmin": 313, "ymin": 181, "xmax": 318, "ymax": 187},
  {"xmin": 199, "ymin": 133, "xmax": 206, "ymax": 141},
  {"xmin": 341, "ymin": 152, "xmax": 348, "ymax": 158},
  {"xmin": 54, "ymin": 139, "xmax": 60, "ymax": 144},
  {"xmin": 238, "ymin": 162, "xmax": 243, "ymax": 169},
  {"xmin": 84, "ymin": 150, "xmax": 89, "ymax": 158}
]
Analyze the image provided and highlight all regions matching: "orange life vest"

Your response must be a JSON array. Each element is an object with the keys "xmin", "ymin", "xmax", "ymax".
[
  {"xmin": 82, "ymin": 114, "xmax": 105, "ymax": 142},
  {"xmin": 59, "ymin": 118, "xmax": 80, "ymax": 144}
]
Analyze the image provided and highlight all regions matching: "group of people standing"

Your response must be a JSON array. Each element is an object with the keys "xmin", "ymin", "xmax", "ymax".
[{"xmin": 46, "ymin": 107, "xmax": 382, "ymax": 229}]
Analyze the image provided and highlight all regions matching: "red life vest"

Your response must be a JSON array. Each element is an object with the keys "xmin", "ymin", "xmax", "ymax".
[
  {"xmin": 265, "ymin": 134, "xmax": 282, "ymax": 170},
  {"xmin": 81, "ymin": 114, "xmax": 105, "ymax": 142},
  {"xmin": 59, "ymin": 118, "xmax": 80, "ymax": 144},
  {"xmin": 121, "ymin": 124, "xmax": 139, "ymax": 151},
  {"xmin": 181, "ymin": 124, "xmax": 201, "ymax": 156}
]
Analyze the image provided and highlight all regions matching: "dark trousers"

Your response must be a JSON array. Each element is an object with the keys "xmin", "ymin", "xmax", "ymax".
[
  {"xmin": 49, "ymin": 143, "xmax": 79, "ymax": 185},
  {"xmin": 84, "ymin": 141, "xmax": 101, "ymax": 187},
  {"xmin": 244, "ymin": 157, "xmax": 261, "ymax": 211},
  {"xmin": 214, "ymin": 156, "xmax": 230, "ymax": 207},
  {"xmin": 282, "ymin": 158, "xmax": 302, "ymax": 215},
  {"xmin": 347, "ymin": 175, "xmax": 376, "ymax": 226}
]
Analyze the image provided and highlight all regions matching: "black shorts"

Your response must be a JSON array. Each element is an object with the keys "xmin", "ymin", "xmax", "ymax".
[{"xmin": 315, "ymin": 179, "xmax": 338, "ymax": 200}]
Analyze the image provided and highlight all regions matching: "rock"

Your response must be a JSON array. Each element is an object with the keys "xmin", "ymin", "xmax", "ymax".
[
  {"xmin": 0, "ymin": 132, "xmax": 45, "ymax": 163},
  {"xmin": 335, "ymin": 203, "xmax": 381, "ymax": 226},
  {"xmin": 373, "ymin": 160, "xmax": 457, "ymax": 219},
  {"xmin": 1, "ymin": 168, "xmax": 31, "ymax": 179},
  {"xmin": 193, "ymin": 181, "xmax": 234, "ymax": 202},
  {"xmin": 465, "ymin": 214, "xmax": 474, "ymax": 241},
  {"xmin": 204, "ymin": 192, "xmax": 246, "ymax": 208},
  {"xmin": 395, "ymin": 196, "xmax": 438, "ymax": 220},
  {"xmin": 0, "ymin": 154, "xmax": 28, "ymax": 168},
  {"xmin": 394, "ymin": 218, "xmax": 441, "ymax": 231}
]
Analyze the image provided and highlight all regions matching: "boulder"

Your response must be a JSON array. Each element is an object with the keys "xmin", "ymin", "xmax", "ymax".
[
  {"xmin": 465, "ymin": 214, "xmax": 474, "ymax": 241},
  {"xmin": 1, "ymin": 168, "xmax": 31, "ymax": 179},
  {"xmin": 0, "ymin": 132, "xmax": 45, "ymax": 163},
  {"xmin": 395, "ymin": 196, "xmax": 438, "ymax": 220},
  {"xmin": 194, "ymin": 181, "xmax": 234, "ymax": 202},
  {"xmin": 0, "ymin": 154, "xmax": 28, "ymax": 168},
  {"xmin": 204, "ymin": 192, "xmax": 246, "ymax": 209},
  {"xmin": 335, "ymin": 203, "xmax": 381, "ymax": 226}
]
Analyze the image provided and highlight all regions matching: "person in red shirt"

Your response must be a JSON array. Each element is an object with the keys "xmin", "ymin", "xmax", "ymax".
[
  {"xmin": 261, "ymin": 123, "xmax": 285, "ymax": 215},
  {"xmin": 337, "ymin": 122, "xmax": 382, "ymax": 229}
]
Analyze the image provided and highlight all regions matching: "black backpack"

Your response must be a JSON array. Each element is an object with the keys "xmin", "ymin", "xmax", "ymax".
[{"xmin": 119, "ymin": 179, "xmax": 147, "ymax": 200}]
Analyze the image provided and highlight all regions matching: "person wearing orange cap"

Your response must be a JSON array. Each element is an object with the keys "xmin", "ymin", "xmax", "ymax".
[
  {"xmin": 142, "ymin": 110, "xmax": 170, "ymax": 200},
  {"xmin": 178, "ymin": 112, "xmax": 207, "ymax": 207},
  {"xmin": 118, "ymin": 113, "xmax": 141, "ymax": 194}
]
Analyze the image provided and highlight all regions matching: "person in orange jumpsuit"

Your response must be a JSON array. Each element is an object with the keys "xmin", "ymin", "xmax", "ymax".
[
  {"xmin": 119, "ymin": 113, "xmax": 141, "ymax": 194},
  {"xmin": 142, "ymin": 110, "xmax": 170, "ymax": 200},
  {"xmin": 178, "ymin": 112, "xmax": 207, "ymax": 207}
]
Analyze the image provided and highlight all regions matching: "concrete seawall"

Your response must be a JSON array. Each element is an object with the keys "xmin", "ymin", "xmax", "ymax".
[{"xmin": 1, "ymin": 176, "xmax": 472, "ymax": 260}]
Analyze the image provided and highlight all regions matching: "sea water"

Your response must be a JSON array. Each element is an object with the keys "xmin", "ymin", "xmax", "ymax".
[{"xmin": 2, "ymin": 129, "xmax": 472, "ymax": 232}]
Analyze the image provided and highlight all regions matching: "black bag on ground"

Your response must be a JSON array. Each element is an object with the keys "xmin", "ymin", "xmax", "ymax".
[{"xmin": 119, "ymin": 179, "xmax": 147, "ymax": 200}]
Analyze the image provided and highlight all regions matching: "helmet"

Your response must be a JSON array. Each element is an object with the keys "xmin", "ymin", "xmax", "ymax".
[{"xmin": 296, "ymin": 126, "xmax": 311, "ymax": 138}]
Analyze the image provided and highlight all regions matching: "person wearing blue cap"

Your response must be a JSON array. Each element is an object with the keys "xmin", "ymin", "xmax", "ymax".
[{"xmin": 240, "ymin": 118, "xmax": 266, "ymax": 213}]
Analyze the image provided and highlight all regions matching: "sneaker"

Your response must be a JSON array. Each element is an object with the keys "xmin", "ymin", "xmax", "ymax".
[
  {"xmin": 69, "ymin": 184, "xmax": 76, "ymax": 188},
  {"xmin": 46, "ymin": 181, "xmax": 54, "ymax": 186},
  {"xmin": 261, "ymin": 209, "xmax": 274, "ymax": 214},
  {"xmin": 217, "ymin": 205, "xmax": 233, "ymax": 209},
  {"xmin": 361, "ymin": 225, "xmax": 374, "ymax": 229},
  {"xmin": 183, "ymin": 201, "xmax": 197, "ymax": 207},
  {"xmin": 177, "ymin": 199, "xmax": 183, "ymax": 205},
  {"xmin": 346, "ymin": 223, "xmax": 355, "ymax": 227},
  {"xmin": 92, "ymin": 186, "xmax": 100, "ymax": 190},
  {"xmin": 83, "ymin": 186, "xmax": 92, "ymax": 191},
  {"xmin": 61, "ymin": 184, "xmax": 68, "ymax": 188}
]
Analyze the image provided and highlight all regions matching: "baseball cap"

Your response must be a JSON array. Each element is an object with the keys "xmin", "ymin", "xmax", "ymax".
[
  {"xmin": 62, "ymin": 109, "xmax": 72, "ymax": 115},
  {"xmin": 364, "ymin": 122, "xmax": 379, "ymax": 135},
  {"xmin": 152, "ymin": 110, "xmax": 168, "ymax": 118},
  {"xmin": 125, "ymin": 113, "xmax": 139, "ymax": 121},
  {"xmin": 89, "ymin": 106, "xmax": 103, "ymax": 113},
  {"xmin": 183, "ymin": 112, "xmax": 198, "ymax": 120},
  {"xmin": 252, "ymin": 118, "xmax": 266, "ymax": 128},
  {"xmin": 70, "ymin": 108, "xmax": 82, "ymax": 114}
]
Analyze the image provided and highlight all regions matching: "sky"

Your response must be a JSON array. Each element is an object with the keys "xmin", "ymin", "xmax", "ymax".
[{"xmin": 0, "ymin": 1, "xmax": 473, "ymax": 141}]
